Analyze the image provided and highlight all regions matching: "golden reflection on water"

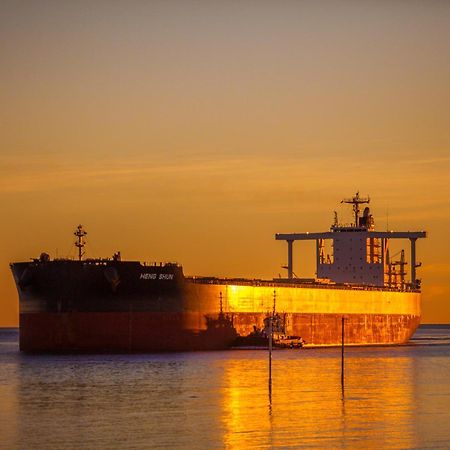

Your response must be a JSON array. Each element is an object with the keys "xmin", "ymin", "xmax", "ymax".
[
  {"xmin": 4, "ymin": 329, "xmax": 450, "ymax": 449},
  {"xmin": 220, "ymin": 350, "xmax": 416, "ymax": 449}
]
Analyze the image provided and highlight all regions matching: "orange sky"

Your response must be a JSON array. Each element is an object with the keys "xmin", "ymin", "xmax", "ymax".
[{"xmin": 1, "ymin": 1, "xmax": 450, "ymax": 325}]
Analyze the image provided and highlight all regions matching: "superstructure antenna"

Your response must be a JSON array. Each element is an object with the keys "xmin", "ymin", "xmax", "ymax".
[
  {"xmin": 341, "ymin": 192, "xmax": 370, "ymax": 227},
  {"xmin": 74, "ymin": 224, "xmax": 87, "ymax": 261}
]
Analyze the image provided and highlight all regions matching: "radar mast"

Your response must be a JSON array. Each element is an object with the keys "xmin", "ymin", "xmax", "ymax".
[
  {"xmin": 74, "ymin": 224, "xmax": 87, "ymax": 261},
  {"xmin": 341, "ymin": 192, "xmax": 370, "ymax": 227}
]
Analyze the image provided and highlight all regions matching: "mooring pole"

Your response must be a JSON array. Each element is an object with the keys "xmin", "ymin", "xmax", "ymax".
[
  {"xmin": 268, "ymin": 313, "xmax": 273, "ymax": 391},
  {"xmin": 341, "ymin": 316, "xmax": 345, "ymax": 389},
  {"xmin": 268, "ymin": 291, "xmax": 276, "ymax": 405}
]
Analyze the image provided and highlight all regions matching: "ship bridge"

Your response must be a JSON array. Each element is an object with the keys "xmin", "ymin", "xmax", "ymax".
[{"xmin": 275, "ymin": 194, "xmax": 426, "ymax": 289}]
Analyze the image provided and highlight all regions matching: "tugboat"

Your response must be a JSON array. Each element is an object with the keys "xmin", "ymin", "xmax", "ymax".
[{"xmin": 234, "ymin": 293, "xmax": 305, "ymax": 349}]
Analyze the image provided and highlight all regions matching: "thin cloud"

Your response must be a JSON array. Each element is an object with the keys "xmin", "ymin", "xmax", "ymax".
[{"xmin": 403, "ymin": 156, "xmax": 450, "ymax": 166}]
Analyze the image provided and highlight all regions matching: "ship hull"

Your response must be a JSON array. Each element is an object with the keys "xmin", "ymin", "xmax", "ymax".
[
  {"xmin": 20, "ymin": 312, "xmax": 420, "ymax": 353},
  {"xmin": 19, "ymin": 312, "xmax": 237, "ymax": 352},
  {"xmin": 19, "ymin": 310, "xmax": 420, "ymax": 353},
  {"xmin": 11, "ymin": 261, "xmax": 422, "ymax": 353}
]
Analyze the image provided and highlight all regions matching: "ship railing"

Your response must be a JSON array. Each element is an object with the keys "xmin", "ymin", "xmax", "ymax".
[
  {"xmin": 187, "ymin": 276, "xmax": 421, "ymax": 293},
  {"xmin": 140, "ymin": 261, "xmax": 180, "ymax": 267}
]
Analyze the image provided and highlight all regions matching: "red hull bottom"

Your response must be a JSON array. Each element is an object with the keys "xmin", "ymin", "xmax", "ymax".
[{"xmin": 19, "ymin": 312, "xmax": 420, "ymax": 353}]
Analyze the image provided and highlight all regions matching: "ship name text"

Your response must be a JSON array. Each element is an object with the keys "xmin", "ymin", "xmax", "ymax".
[{"xmin": 140, "ymin": 273, "xmax": 174, "ymax": 280}]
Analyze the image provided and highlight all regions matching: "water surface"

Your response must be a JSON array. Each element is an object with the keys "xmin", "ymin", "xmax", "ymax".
[{"xmin": 1, "ymin": 326, "xmax": 449, "ymax": 449}]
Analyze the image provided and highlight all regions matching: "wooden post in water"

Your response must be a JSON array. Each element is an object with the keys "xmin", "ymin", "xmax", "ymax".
[
  {"xmin": 268, "ymin": 290, "xmax": 275, "ymax": 394},
  {"xmin": 341, "ymin": 316, "xmax": 345, "ymax": 388},
  {"xmin": 268, "ymin": 310, "xmax": 273, "ymax": 390}
]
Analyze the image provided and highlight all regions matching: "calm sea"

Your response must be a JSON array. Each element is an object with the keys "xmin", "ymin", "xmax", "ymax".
[{"xmin": 1, "ymin": 326, "xmax": 450, "ymax": 449}]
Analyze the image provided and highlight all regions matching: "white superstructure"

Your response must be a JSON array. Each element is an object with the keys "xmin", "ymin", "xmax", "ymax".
[{"xmin": 276, "ymin": 193, "xmax": 426, "ymax": 289}]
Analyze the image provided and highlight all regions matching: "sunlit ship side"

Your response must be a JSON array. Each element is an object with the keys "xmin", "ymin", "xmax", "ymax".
[{"xmin": 10, "ymin": 194, "xmax": 426, "ymax": 352}]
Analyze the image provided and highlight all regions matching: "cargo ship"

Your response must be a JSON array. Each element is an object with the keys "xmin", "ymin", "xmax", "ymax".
[{"xmin": 10, "ymin": 193, "xmax": 426, "ymax": 352}]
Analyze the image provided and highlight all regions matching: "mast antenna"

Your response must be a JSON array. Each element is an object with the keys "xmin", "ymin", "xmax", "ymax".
[
  {"xmin": 74, "ymin": 224, "xmax": 87, "ymax": 261},
  {"xmin": 341, "ymin": 192, "xmax": 370, "ymax": 227}
]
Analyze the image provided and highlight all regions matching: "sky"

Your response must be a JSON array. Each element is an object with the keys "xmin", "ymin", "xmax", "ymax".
[{"xmin": 1, "ymin": 0, "xmax": 450, "ymax": 325}]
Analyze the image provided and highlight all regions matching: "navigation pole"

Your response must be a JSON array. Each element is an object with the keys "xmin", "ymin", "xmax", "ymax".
[
  {"xmin": 74, "ymin": 224, "xmax": 87, "ymax": 261},
  {"xmin": 341, "ymin": 192, "xmax": 370, "ymax": 227}
]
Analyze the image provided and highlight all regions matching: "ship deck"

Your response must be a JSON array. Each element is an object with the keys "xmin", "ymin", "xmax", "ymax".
[{"xmin": 186, "ymin": 276, "xmax": 420, "ymax": 293}]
